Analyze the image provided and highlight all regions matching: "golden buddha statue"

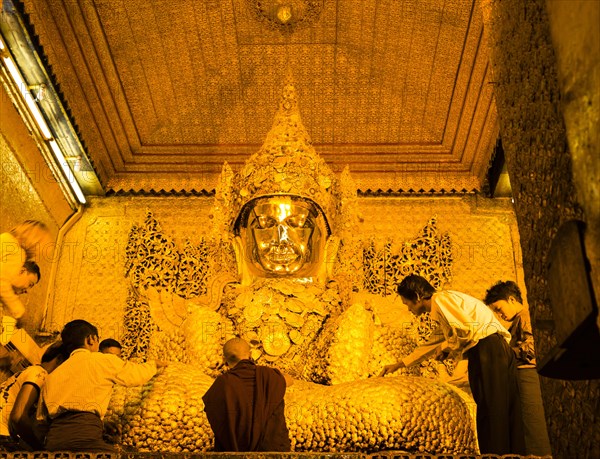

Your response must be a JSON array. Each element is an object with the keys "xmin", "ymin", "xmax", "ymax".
[
  {"xmin": 181, "ymin": 77, "xmax": 371, "ymax": 382},
  {"xmin": 108, "ymin": 79, "xmax": 477, "ymax": 454}
]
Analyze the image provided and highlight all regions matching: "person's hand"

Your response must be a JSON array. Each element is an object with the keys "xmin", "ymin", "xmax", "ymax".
[
  {"xmin": 103, "ymin": 419, "xmax": 122, "ymax": 444},
  {"xmin": 379, "ymin": 361, "xmax": 405, "ymax": 377}
]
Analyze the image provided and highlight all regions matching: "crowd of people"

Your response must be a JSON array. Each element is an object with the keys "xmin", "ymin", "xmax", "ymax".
[
  {"xmin": 0, "ymin": 320, "xmax": 163, "ymax": 452},
  {"xmin": 0, "ymin": 220, "xmax": 551, "ymax": 455}
]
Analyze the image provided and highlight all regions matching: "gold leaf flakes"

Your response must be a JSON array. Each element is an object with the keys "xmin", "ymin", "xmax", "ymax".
[
  {"xmin": 289, "ymin": 329, "xmax": 304, "ymax": 345},
  {"xmin": 262, "ymin": 330, "xmax": 291, "ymax": 356},
  {"xmin": 285, "ymin": 298, "xmax": 305, "ymax": 313},
  {"xmin": 243, "ymin": 302, "xmax": 264, "ymax": 322},
  {"xmin": 250, "ymin": 348, "xmax": 262, "ymax": 360},
  {"xmin": 285, "ymin": 311, "xmax": 305, "ymax": 328}
]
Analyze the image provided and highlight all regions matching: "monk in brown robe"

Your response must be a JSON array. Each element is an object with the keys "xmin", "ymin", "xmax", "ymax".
[{"xmin": 202, "ymin": 338, "xmax": 292, "ymax": 452}]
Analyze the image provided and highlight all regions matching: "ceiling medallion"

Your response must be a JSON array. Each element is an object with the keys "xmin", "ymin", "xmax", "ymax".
[{"xmin": 246, "ymin": 0, "xmax": 325, "ymax": 34}]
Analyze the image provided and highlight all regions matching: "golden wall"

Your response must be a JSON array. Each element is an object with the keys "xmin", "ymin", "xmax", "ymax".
[
  {"xmin": 44, "ymin": 197, "xmax": 214, "ymax": 338},
  {"xmin": 359, "ymin": 195, "xmax": 522, "ymax": 300},
  {"xmin": 43, "ymin": 194, "xmax": 522, "ymax": 341},
  {"xmin": 0, "ymin": 83, "xmax": 72, "ymax": 331}
]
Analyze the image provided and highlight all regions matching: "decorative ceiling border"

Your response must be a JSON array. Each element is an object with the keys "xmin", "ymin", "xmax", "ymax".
[
  {"xmin": 104, "ymin": 187, "xmax": 480, "ymax": 197},
  {"xmin": 15, "ymin": 0, "xmax": 496, "ymax": 195}
]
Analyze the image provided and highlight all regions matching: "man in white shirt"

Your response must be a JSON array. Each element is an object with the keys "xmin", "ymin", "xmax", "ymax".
[
  {"xmin": 380, "ymin": 274, "xmax": 525, "ymax": 455},
  {"xmin": 39, "ymin": 320, "xmax": 166, "ymax": 452}
]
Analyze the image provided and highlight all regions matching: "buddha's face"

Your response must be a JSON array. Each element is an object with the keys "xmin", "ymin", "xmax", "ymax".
[{"xmin": 239, "ymin": 196, "xmax": 328, "ymax": 278}]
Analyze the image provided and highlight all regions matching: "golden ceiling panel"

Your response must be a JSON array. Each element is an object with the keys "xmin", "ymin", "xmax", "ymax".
[{"xmin": 19, "ymin": 0, "xmax": 497, "ymax": 193}]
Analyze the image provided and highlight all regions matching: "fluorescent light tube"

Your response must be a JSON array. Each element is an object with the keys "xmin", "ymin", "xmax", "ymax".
[
  {"xmin": 49, "ymin": 140, "xmax": 87, "ymax": 204},
  {"xmin": 2, "ymin": 56, "xmax": 53, "ymax": 140}
]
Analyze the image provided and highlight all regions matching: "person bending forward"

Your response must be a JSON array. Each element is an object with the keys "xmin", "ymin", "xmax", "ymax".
[
  {"xmin": 380, "ymin": 275, "xmax": 525, "ymax": 455},
  {"xmin": 39, "ymin": 320, "xmax": 165, "ymax": 452}
]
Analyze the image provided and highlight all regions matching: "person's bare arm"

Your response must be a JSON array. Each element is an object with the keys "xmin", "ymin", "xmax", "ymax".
[
  {"xmin": 9, "ymin": 384, "xmax": 43, "ymax": 450},
  {"xmin": 0, "ymin": 276, "xmax": 25, "ymax": 321},
  {"xmin": 379, "ymin": 339, "xmax": 450, "ymax": 376}
]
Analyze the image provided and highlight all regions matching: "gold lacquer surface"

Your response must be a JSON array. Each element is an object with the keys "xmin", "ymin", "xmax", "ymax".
[{"xmin": 240, "ymin": 196, "xmax": 327, "ymax": 278}]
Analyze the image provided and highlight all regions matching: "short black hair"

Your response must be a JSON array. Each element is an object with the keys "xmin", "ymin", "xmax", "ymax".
[
  {"xmin": 23, "ymin": 260, "xmax": 41, "ymax": 282},
  {"xmin": 41, "ymin": 340, "xmax": 66, "ymax": 363},
  {"xmin": 484, "ymin": 281, "xmax": 523, "ymax": 305},
  {"xmin": 397, "ymin": 274, "xmax": 436, "ymax": 301},
  {"xmin": 61, "ymin": 320, "xmax": 99, "ymax": 356},
  {"xmin": 99, "ymin": 338, "xmax": 122, "ymax": 351}
]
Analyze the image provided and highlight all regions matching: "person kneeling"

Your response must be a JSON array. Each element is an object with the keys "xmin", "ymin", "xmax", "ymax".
[{"xmin": 202, "ymin": 337, "xmax": 292, "ymax": 452}]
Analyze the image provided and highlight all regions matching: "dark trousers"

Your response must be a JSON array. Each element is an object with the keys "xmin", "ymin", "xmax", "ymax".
[
  {"xmin": 466, "ymin": 333, "xmax": 526, "ymax": 455},
  {"xmin": 45, "ymin": 411, "xmax": 115, "ymax": 452},
  {"xmin": 518, "ymin": 367, "xmax": 552, "ymax": 456}
]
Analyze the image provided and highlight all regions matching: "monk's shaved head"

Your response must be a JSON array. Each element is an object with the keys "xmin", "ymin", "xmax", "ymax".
[{"xmin": 223, "ymin": 338, "xmax": 251, "ymax": 366}]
